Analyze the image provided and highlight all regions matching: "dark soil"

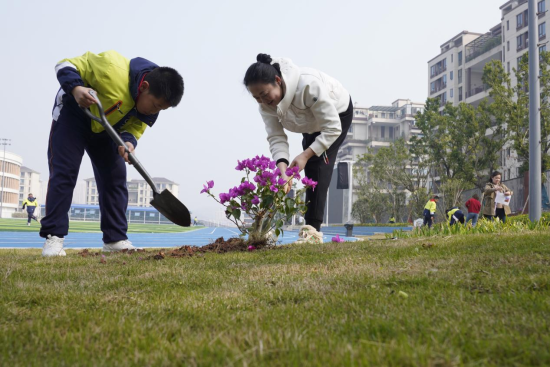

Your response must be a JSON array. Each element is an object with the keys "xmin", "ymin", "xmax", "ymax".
[{"xmin": 76, "ymin": 236, "xmax": 273, "ymax": 261}]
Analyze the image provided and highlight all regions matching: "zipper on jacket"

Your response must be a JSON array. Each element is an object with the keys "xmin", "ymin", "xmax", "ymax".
[{"xmin": 105, "ymin": 101, "xmax": 123, "ymax": 116}]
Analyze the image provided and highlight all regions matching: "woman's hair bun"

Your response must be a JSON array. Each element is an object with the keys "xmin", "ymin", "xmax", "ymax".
[{"xmin": 256, "ymin": 53, "xmax": 272, "ymax": 64}]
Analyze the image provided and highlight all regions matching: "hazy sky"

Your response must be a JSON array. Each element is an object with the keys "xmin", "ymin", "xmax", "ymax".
[{"xmin": 0, "ymin": 0, "xmax": 503, "ymax": 222}]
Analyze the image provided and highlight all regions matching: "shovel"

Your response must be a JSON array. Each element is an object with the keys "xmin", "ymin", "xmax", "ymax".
[{"xmin": 81, "ymin": 90, "xmax": 191, "ymax": 227}]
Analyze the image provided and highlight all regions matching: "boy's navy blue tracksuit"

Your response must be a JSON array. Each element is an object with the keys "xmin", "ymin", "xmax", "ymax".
[{"xmin": 40, "ymin": 53, "xmax": 160, "ymax": 243}]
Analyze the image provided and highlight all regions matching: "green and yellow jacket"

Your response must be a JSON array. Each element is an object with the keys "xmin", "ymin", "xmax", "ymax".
[{"xmin": 54, "ymin": 50, "xmax": 160, "ymax": 148}]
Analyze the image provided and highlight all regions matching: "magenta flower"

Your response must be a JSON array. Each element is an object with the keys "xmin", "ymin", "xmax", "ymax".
[
  {"xmin": 285, "ymin": 166, "xmax": 301, "ymax": 179},
  {"xmin": 248, "ymin": 245, "xmax": 256, "ymax": 251},
  {"xmin": 302, "ymin": 177, "xmax": 318, "ymax": 191},
  {"xmin": 332, "ymin": 234, "xmax": 345, "ymax": 243},
  {"xmin": 269, "ymin": 185, "xmax": 279, "ymax": 193},
  {"xmin": 219, "ymin": 192, "xmax": 230, "ymax": 204},
  {"xmin": 278, "ymin": 178, "xmax": 287, "ymax": 186},
  {"xmin": 200, "ymin": 180, "xmax": 215, "ymax": 194},
  {"xmin": 251, "ymin": 195, "xmax": 260, "ymax": 205}
]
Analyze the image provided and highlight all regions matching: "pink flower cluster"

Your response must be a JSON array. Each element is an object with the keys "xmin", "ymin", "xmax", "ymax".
[
  {"xmin": 219, "ymin": 181, "xmax": 256, "ymax": 204},
  {"xmin": 235, "ymin": 155, "xmax": 276, "ymax": 172},
  {"xmin": 301, "ymin": 177, "xmax": 317, "ymax": 191}
]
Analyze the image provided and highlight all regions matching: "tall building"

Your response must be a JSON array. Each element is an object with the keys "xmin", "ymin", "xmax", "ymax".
[
  {"xmin": 18, "ymin": 166, "xmax": 41, "ymax": 207},
  {"xmin": 427, "ymin": 0, "xmax": 547, "ymax": 180},
  {"xmin": 84, "ymin": 177, "xmax": 180, "ymax": 207},
  {"xmin": 330, "ymin": 99, "xmax": 425, "ymax": 223},
  {"xmin": 0, "ymin": 151, "xmax": 23, "ymax": 218}
]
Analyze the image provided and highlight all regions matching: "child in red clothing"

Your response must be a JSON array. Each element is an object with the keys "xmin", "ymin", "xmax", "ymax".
[{"xmin": 465, "ymin": 194, "xmax": 481, "ymax": 227}]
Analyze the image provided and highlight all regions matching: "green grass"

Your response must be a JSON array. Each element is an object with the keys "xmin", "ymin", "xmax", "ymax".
[
  {"xmin": 0, "ymin": 218, "xmax": 202, "ymax": 233},
  {"xmin": 1, "ymin": 231, "xmax": 549, "ymax": 366}
]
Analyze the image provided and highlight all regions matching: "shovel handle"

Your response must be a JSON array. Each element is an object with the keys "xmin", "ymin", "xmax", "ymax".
[{"xmin": 81, "ymin": 90, "xmax": 160, "ymax": 195}]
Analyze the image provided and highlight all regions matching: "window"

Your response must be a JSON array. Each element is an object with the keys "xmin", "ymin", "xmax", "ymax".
[
  {"xmin": 381, "ymin": 113, "xmax": 386, "ymax": 118},
  {"xmin": 442, "ymin": 74, "xmax": 447, "ymax": 86},
  {"xmin": 458, "ymin": 51, "xmax": 463, "ymax": 66},
  {"xmin": 518, "ymin": 56, "xmax": 523, "ymax": 68},
  {"xmin": 451, "ymin": 54, "xmax": 453, "ymax": 63},
  {"xmin": 507, "ymin": 20, "xmax": 510, "ymax": 30},
  {"xmin": 450, "ymin": 88, "xmax": 454, "ymax": 98},
  {"xmin": 539, "ymin": 22, "xmax": 546, "ymax": 39},
  {"xmin": 458, "ymin": 69, "xmax": 463, "ymax": 84},
  {"xmin": 517, "ymin": 34, "xmax": 523, "ymax": 49},
  {"xmin": 507, "ymin": 61, "xmax": 511, "ymax": 73},
  {"xmin": 507, "ymin": 40, "xmax": 510, "ymax": 51},
  {"xmin": 450, "ymin": 71, "xmax": 453, "ymax": 80},
  {"xmin": 517, "ymin": 13, "xmax": 523, "ymax": 28},
  {"xmin": 503, "ymin": 47, "xmax": 506, "ymax": 62},
  {"xmin": 381, "ymin": 126, "xmax": 385, "ymax": 138},
  {"xmin": 539, "ymin": 0, "xmax": 546, "ymax": 14}
]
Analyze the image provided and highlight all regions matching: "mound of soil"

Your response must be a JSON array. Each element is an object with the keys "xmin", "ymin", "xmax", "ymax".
[{"xmin": 77, "ymin": 236, "xmax": 272, "ymax": 261}]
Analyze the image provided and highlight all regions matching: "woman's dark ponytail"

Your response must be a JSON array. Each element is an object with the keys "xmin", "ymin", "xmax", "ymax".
[{"xmin": 244, "ymin": 53, "xmax": 282, "ymax": 86}]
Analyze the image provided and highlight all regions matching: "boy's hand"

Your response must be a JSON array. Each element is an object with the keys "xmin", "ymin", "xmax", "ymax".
[
  {"xmin": 118, "ymin": 142, "xmax": 135, "ymax": 164},
  {"xmin": 72, "ymin": 86, "xmax": 97, "ymax": 108}
]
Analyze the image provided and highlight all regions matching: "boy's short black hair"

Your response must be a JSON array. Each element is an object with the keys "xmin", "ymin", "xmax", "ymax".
[{"xmin": 144, "ymin": 67, "xmax": 184, "ymax": 107}]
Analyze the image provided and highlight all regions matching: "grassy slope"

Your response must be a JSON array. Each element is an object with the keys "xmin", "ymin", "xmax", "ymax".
[
  {"xmin": 0, "ymin": 218, "xmax": 201, "ymax": 233},
  {"xmin": 0, "ymin": 232, "xmax": 549, "ymax": 366}
]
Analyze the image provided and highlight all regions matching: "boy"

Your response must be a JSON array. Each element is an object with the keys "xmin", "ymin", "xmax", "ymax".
[
  {"xmin": 423, "ymin": 195, "xmax": 439, "ymax": 228},
  {"xmin": 22, "ymin": 193, "xmax": 39, "ymax": 226},
  {"xmin": 465, "ymin": 193, "xmax": 481, "ymax": 227},
  {"xmin": 40, "ymin": 51, "xmax": 184, "ymax": 257},
  {"xmin": 446, "ymin": 206, "xmax": 465, "ymax": 226}
]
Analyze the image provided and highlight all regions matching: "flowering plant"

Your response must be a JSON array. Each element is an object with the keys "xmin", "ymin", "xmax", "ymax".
[{"xmin": 201, "ymin": 155, "xmax": 317, "ymax": 242}]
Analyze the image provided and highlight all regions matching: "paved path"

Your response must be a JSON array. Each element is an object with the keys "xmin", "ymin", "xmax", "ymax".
[{"xmin": 0, "ymin": 227, "xmax": 364, "ymax": 249}]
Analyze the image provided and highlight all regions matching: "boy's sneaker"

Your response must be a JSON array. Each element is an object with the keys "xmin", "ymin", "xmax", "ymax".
[
  {"xmin": 27, "ymin": 223, "xmax": 30, "ymax": 226},
  {"xmin": 295, "ymin": 225, "xmax": 324, "ymax": 244},
  {"xmin": 42, "ymin": 235, "xmax": 66, "ymax": 257},
  {"xmin": 103, "ymin": 240, "xmax": 136, "ymax": 252}
]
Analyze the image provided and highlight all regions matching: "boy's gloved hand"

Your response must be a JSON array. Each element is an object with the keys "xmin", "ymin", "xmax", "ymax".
[
  {"xmin": 72, "ymin": 86, "xmax": 97, "ymax": 108},
  {"xmin": 118, "ymin": 142, "xmax": 135, "ymax": 164}
]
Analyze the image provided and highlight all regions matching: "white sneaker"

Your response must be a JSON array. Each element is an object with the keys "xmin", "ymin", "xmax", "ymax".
[
  {"xmin": 42, "ymin": 235, "xmax": 66, "ymax": 257},
  {"xmin": 102, "ymin": 239, "xmax": 136, "ymax": 252},
  {"xmin": 295, "ymin": 225, "xmax": 324, "ymax": 244},
  {"xmin": 27, "ymin": 223, "xmax": 30, "ymax": 226}
]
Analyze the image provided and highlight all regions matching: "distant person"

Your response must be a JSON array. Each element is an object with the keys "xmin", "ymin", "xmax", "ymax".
[
  {"xmin": 482, "ymin": 171, "xmax": 513, "ymax": 223},
  {"xmin": 243, "ymin": 53, "xmax": 352, "ymax": 242},
  {"xmin": 193, "ymin": 216, "xmax": 198, "ymax": 226},
  {"xmin": 423, "ymin": 195, "xmax": 440, "ymax": 228},
  {"xmin": 39, "ymin": 50, "xmax": 184, "ymax": 257},
  {"xmin": 389, "ymin": 216, "xmax": 396, "ymax": 224},
  {"xmin": 465, "ymin": 194, "xmax": 481, "ymax": 227},
  {"xmin": 22, "ymin": 193, "xmax": 39, "ymax": 226},
  {"xmin": 446, "ymin": 206, "xmax": 465, "ymax": 226}
]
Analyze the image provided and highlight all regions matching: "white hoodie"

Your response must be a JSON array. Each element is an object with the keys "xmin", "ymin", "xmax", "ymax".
[{"xmin": 258, "ymin": 58, "xmax": 350, "ymax": 163}]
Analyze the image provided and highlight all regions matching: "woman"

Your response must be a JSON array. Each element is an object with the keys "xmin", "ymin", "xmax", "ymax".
[
  {"xmin": 244, "ymin": 54, "xmax": 353, "ymax": 238},
  {"xmin": 482, "ymin": 171, "xmax": 513, "ymax": 223}
]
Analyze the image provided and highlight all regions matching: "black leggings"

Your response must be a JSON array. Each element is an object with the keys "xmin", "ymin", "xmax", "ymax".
[
  {"xmin": 484, "ymin": 208, "xmax": 506, "ymax": 223},
  {"xmin": 302, "ymin": 98, "xmax": 354, "ymax": 231}
]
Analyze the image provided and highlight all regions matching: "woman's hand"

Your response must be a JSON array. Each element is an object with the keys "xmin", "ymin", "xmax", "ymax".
[
  {"xmin": 72, "ymin": 86, "xmax": 97, "ymax": 108},
  {"xmin": 118, "ymin": 142, "xmax": 135, "ymax": 164},
  {"xmin": 289, "ymin": 148, "xmax": 316, "ymax": 172},
  {"xmin": 281, "ymin": 174, "xmax": 293, "ymax": 194}
]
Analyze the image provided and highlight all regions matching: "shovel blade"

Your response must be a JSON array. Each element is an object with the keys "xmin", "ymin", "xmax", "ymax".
[{"xmin": 150, "ymin": 189, "xmax": 191, "ymax": 227}]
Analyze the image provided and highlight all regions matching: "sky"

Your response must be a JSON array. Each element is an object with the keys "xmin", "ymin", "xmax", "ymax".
[{"xmin": 0, "ymin": 0, "xmax": 504, "ymax": 222}]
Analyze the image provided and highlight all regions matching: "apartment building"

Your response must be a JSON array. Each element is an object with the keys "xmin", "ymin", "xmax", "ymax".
[
  {"xmin": 330, "ymin": 99, "xmax": 425, "ymax": 223},
  {"xmin": 427, "ymin": 0, "xmax": 548, "ymax": 181},
  {"xmin": 0, "ymin": 151, "xmax": 22, "ymax": 218},
  {"xmin": 84, "ymin": 177, "xmax": 180, "ymax": 207}
]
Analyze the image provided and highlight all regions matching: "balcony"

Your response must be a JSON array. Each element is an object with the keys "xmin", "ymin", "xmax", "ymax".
[
  {"xmin": 465, "ymin": 32, "xmax": 502, "ymax": 64},
  {"xmin": 465, "ymin": 85, "xmax": 489, "ymax": 98},
  {"xmin": 430, "ymin": 82, "xmax": 447, "ymax": 95}
]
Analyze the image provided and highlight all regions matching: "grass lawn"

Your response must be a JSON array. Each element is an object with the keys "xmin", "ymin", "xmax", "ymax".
[
  {"xmin": 1, "ymin": 232, "xmax": 549, "ymax": 366},
  {"xmin": 0, "ymin": 218, "xmax": 202, "ymax": 233}
]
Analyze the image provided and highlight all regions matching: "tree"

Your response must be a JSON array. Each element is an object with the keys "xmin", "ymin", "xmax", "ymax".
[
  {"xmin": 482, "ymin": 54, "xmax": 550, "ymax": 176},
  {"xmin": 356, "ymin": 139, "xmax": 430, "ymax": 222}
]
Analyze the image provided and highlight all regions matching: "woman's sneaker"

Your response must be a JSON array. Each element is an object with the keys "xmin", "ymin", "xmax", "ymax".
[
  {"xmin": 102, "ymin": 240, "xmax": 136, "ymax": 252},
  {"xmin": 42, "ymin": 235, "xmax": 66, "ymax": 257},
  {"xmin": 295, "ymin": 225, "xmax": 324, "ymax": 244}
]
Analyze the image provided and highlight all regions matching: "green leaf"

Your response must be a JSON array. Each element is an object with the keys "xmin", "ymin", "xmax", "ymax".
[{"xmin": 233, "ymin": 209, "xmax": 241, "ymax": 220}]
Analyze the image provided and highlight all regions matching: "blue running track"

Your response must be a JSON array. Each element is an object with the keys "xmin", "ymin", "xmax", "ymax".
[{"xmin": 0, "ymin": 226, "xmax": 410, "ymax": 249}]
